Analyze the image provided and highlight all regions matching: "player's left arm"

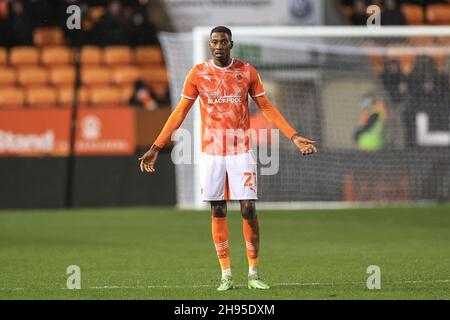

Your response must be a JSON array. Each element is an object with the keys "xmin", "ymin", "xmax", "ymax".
[{"xmin": 253, "ymin": 95, "xmax": 317, "ymax": 155}]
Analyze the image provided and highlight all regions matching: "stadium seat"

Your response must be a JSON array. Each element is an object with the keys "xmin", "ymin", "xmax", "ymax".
[
  {"xmin": 89, "ymin": 6, "xmax": 105, "ymax": 23},
  {"xmin": 56, "ymin": 86, "xmax": 74, "ymax": 107},
  {"xmin": 111, "ymin": 66, "xmax": 140, "ymax": 85},
  {"xmin": 365, "ymin": 47, "xmax": 385, "ymax": 74},
  {"xmin": 33, "ymin": 27, "xmax": 64, "ymax": 47},
  {"xmin": 436, "ymin": 36, "xmax": 450, "ymax": 45},
  {"xmin": 0, "ymin": 1, "xmax": 8, "ymax": 18},
  {"xmin": 81, "ymin": 67, "xmax": 111, "ymax": 86},
  {"xmin": 41, "ymin": 46, "xmax": 74, "ymax": 65},
  {"xmin": 17, "ymin": 67, "xmax": 49, "ymax": 86},
  {"xmin": 81, "ymin": 46, "xmax": 102, "ymax": 65},
  {"xmin": 0, "ymin": 86, "xmax": 24, "ymax": 108},
  {"xmin": 119, "ymin": 85, "xmax": 134, "ymax": 104},
  {"xmin": 77, "ymin": 86, "xmax": 90, "ymax": 106},
  {"xmin": 432, "ymin": 54, "xmax": 447, "ymax": 72},
  {"xmin": 386, "ymin": 46, "xmax": 416, "ymax": 75},
  {"xmin": 150, "ymin": 83, "xmax": 168, "ymax": 100},
  {"xmin": 103, "ymin": 46, "xmax": 132, "ymax": 65},
  {"xmin": 341, "ymin": 5, "xmax": 353, "ymax": 17},
  {"xmin": 9, "ymin": 47, "xmax": 39, "ymax": 66},
  {"xmin": 88, "ymin": 86, "xmax": 121, "ymax": 106},
  {"xmin": 408, "ymin": 36, "xmax": 436, "ymax": 47},
  {"xmin": 134, "ymin": 46, "xmax": 164, "ymax": 65},
  {"xmin": 0, "ymin": 67, "xmax": 16, "ymax": 86},
  {"xmin": 49, "ymin": 66, "xmax": 76, "ymax": 87},
  {"xmin": 401, "ymin": 4, "xmax": 424, "ymax": 25},
  {"xmin": 25, "ymin": 86, "xmax": 57, "ymax": 107},
  {"xmin": 0, "ymin": 48, "xmax": 6, "ymax": 65},
  {"xmin": 426, "ymin": 4, "xmax": 450, "ymax": 25},
  {"xmin": 140, "ymin": 66, "xmax": 169, "ymax": 84}
]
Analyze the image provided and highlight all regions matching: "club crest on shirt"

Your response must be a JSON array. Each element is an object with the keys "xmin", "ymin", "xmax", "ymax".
[{"xmin": 235, "ymin": 73, "xmax": 243, "ymax": 81}]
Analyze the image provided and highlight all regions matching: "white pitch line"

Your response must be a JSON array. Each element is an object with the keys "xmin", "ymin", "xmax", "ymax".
[
  {"xmin": 1, "ymin": 279, "xmax": 449, "ymax": 292},
  {"xmin": 86, "ymin": 279, "xmax": 450, "ymax": 290}
]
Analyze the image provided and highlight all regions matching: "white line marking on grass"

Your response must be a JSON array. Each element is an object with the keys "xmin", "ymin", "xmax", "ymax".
[
  {"xmin": 72, "ymin": 279, "xmax": 450, "ymax": 290},
  {"xmin": 1, "ymin": 279, "xmax": 449, "ymax": 292},
  {"xmin": 394, "ymin": 279, "xmax": 450, "ymax": 284}
]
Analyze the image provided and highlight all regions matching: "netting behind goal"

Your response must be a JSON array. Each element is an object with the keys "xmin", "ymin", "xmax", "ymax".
[{"xmin": 160, "ymin": 27, "xmax": 450, "ymax": 209}]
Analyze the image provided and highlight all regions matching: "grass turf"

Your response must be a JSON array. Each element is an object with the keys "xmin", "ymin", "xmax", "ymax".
[{"xmin": 0, "ymin": 206, "xmax": 449, "ymax": 299}]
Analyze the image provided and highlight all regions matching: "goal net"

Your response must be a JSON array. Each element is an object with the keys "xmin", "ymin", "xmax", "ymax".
[{"xmin": 160, "ymin": 27, "xmax": 450, "ymax": 209}]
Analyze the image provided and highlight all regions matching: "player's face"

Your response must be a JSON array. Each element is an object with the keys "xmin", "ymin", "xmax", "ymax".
[{"xmin": 209, "ymin": 32, "xmax": 233, "ymax": 63}]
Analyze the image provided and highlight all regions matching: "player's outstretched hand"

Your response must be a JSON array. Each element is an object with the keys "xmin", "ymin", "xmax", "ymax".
[
  {"xmin": 291, "ymin": 134, "xmax": 317, "ymax": 156},
  {"xmin": 139, "ymin": 145, "xmax": 160, "ymax": 173}
]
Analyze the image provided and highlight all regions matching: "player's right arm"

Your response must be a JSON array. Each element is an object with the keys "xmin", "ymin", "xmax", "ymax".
[
  {"xmin": 139, "ymin": 68, "xmax": 198, "ymax": 173},
  {"xmin": 139, "ymin": 97, "xmax": 195, "ymax": 173}
]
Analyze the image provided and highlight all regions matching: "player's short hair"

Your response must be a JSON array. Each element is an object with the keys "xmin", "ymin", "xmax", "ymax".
[{"xmin": 210, "ymin": 26, "xmax": 232, "ymax": 39}]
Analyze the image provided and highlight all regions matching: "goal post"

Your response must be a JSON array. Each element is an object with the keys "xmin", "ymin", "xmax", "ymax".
[{"xmin": 160, "ymin": 26, "xmax": 450, "ymax": 210}]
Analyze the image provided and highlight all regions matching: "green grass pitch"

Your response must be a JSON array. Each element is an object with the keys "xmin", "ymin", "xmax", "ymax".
[{"xmin": 0, "ymin": 205, "xmax": 449, "ymax": 299}]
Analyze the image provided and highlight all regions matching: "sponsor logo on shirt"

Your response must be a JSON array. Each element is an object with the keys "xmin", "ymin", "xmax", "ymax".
[{"xmin": 207, "ymin": 96, "xmax": 242, "ymax": 104}]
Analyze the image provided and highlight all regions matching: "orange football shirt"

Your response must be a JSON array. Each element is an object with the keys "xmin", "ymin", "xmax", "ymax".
[
  {"xmin": 153, "ymin": 58, "xmax": 297, "ymax": 155},
  {"xmin": 184, "ymin": 59, "xmax": 268, "ymax": 155}
]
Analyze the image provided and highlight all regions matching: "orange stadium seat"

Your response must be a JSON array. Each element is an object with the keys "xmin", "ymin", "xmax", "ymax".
[
  {"xmin": 364, "ymin": 46, "xmax": 385, "ymax": 75},
  {"xmin": 0, "ymin": 1, "xmax": 8, "ymax": 18},
  {"xmin": 56, "ymin": 87, "xmax": 74, "ymax": 107},
  {"xmin": 81, "ymin": 46, "xmax": 102, "ymax": 65},
  {"xmin": 25, "ymin": 86, "xmax": 57, "ymax": 107},
  {"xmin": 77, "ymin": 86, "xmax": 90, "ymax": 106},
  {"xmin": 432, "ymin": 53, "xmax": 447, "ymax": 72},
  {"xmin": 341, "ymin": 5, "xmax": 353, "ymax": 18},
  {"xmin": 103, "ymin": 46, "xmax": 132, "ymax": 65},
  {"xmin": 140, "ymin": 66, "xmax": 169, "ymax": 84},
  {"xmin": 9, "ymin": 47, "xmax": 39, "ymax": 66},
  {"xmin": 150, "ymin": 83, "xmax": 168, "ymax": 100},
  {"xmin": 408, "ymin": 36, "xmax": 436, "ymax": 47},
  {"xmin": 49, "ymin": 66, "xmax": 76, "ymax": 87},
  {"xmin": 0, "ymin": 48, "xmax": 6, "ymax": 65},
  {"xmin": 341, "ymin": 5, "xmax": 353, "ymax": 17},
  {"xmin": 33, "ymin": 27, "xmax": 64, "ymax": 47},
  {"xmin": 401, "ymin": 4, "xmax": 424, "ymax": 25},
  {"xmin": 81, "ymin": 67, "xmax": 111, "ymax": 86},
  {"xmin": 17, "ymin": 67, "xmax": 49, "ymax": 86},
  {"xmin": 111, "ymin": 66, "xmax": 140, "ymax": 85},
  {"xmin": 386, "ymin": 45, "xmax": 416, "ymax": 75},
  {"xmin": 426, "ymin": 4, "xmax": 450, "ymax": 25},
  {"xmin": 0, "ymin": 67, "xmax": 16, "ymax": 86},
  {"xmin": 134, "ymin": 46, "xmax": 164, "ymax": 65},
  {"xmin": 41, "ymin": 46, "xmax": 74, "ymax": 66},
  {"xmin": 119, "ymin": 85, "xmax": 134, "ymax": 104},
  {"xmin": 89, "ymin": 86, "xmax": 121, "ymax": 106},
  {"xmin": 436, "ymin": 36, "xmax": 450, "ymax": 46},
  {"xmin": 89, "ymin": 6, "xmax": 105, "ymax": 23},
  {"xmin": 0, "ymin": 87, "xmax": 24, "ymax": 108}
]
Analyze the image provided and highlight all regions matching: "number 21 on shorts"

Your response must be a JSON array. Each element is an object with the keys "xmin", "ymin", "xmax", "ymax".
[{"xmin": 244, "ymin": 172, "xmax": 257, "ymax": 192}]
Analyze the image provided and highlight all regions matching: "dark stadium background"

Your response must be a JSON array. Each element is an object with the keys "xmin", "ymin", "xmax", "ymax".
[{"xmin": 1, "ymin": 0, "xmax": 450, "ymax": 208}]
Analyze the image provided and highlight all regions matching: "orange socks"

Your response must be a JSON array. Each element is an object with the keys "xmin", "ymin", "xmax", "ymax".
[
  {"xmin": 211, "ymin": 216, "xmax": 232, "ymax": 280},
  {"xmin": 243, "ymin": 216, "xmax": 260, "ymax": 277},
  {"xmin": 212, "ymin": 215, "xmax": 260, "ymax": 279}
]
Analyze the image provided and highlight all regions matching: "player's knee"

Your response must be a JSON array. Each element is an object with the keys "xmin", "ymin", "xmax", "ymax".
[
  {"xmin": 240, "ymin": 200, "xmax": 256, "ymax": 219},
  {"xmin": 211, "ymin": 201, "xmax": 227, "ymax": 217}
]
